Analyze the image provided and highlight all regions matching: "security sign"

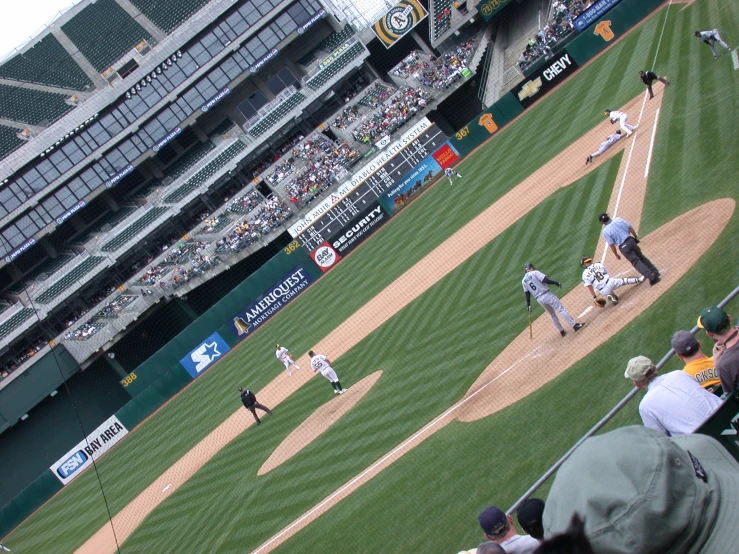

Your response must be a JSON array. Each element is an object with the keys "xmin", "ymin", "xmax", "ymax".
[
  {"xmin": 373, "ymin": 0, "xmax": 428, "ymax": 49},
  {"xmin": 311, "ymin": 242, "xmax": 340, "ymax": 272}
]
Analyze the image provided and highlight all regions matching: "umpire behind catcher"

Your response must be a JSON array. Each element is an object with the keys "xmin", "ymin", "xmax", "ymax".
[
  {"xmin": 599, "ymin": 212, "xmax": 660, "ymax": 285},
  {"xmin": 238, "ymin": 387, "xmax": 273, "ymax": 425}
]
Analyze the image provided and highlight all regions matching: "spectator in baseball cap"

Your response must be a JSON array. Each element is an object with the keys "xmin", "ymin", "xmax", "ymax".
[
  {"xmin": 478, "ymin": 505, "xmax": 539, "ymax": 553},
  {"xmin": 517, "ymin": 498, "xmax": 546, "ymax": 540},
  {"xmin": 671, "ymin": 330, "xmax": 721, "ymax": 394},
  {"xmin": 543, "ymin": 425, "xmax": 739, "ymax": 552},
  {"xmin": 456, "ymin": 543, "xmax": 505, "ymax": 554},
  {"xmin": 625, "ymin": 355, "xmax": 721, "ymax": 436},
  {"xmin": 698, "ymin": 306, "xmax": 739, "ymax": 393}
]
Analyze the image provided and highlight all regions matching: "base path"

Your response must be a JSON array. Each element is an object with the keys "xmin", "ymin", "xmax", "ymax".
[{"xmin": 78, "ymin": 90, "xmax": 688, "ymax": 554}]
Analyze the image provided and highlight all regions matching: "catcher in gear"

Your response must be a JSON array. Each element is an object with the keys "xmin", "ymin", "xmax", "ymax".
[{"xmin": 580, "ymin": 256, "xmax": 644, "ymax": 306}]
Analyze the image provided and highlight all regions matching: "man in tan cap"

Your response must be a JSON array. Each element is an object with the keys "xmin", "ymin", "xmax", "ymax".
[{"xmin": 624, "ymin": 355, "xmax": 721, "ymax": 436}]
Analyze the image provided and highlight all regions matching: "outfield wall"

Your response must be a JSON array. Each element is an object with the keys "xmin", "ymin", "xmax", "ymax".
[{"xmin": 0, "ymin": 0, "xmax": 668, "ymax": 539}]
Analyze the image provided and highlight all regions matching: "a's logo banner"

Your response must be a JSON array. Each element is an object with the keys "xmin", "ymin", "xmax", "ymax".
[
  {"xmin": 229, "ymin": 266, "xmax": 314, "ymax": 339},
  {"xmin": 573, "ymin": 0, "xmax": 623, "ymax": 31},
  {"xmin": 372, "ymin": 0, "xmax": 428, "ymax": 49},
  {"xmin": 311, "ymin": 243, "xmax": 340, "ymax": 272},
  {"xmin": 180, "ymin": 332, "xmax": 231, "ymax": 378},
  {"xmin": 478, "ymin": 0, "xmax": 512, "ymax": 21},
  {"xmin": 50, "ymin": 416, "xmax": 129, "ymax": 485}
]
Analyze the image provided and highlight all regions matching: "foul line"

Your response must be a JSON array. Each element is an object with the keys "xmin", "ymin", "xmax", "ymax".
[
  {"xmin": 644, "ymin": 108, "xmax": 660, "ymax": 178},
  {"xmin": 252, "ymin": 343, "xmax": 550, "ymax": 553},
  {"xmin": 732, "ymin": 50, "xmax": 739, "ymax": 70}
]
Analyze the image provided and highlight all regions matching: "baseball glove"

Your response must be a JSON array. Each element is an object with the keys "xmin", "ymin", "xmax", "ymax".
[{"xmin": 594, "ymin": 297, "xmax": 607, "ymax": 308}]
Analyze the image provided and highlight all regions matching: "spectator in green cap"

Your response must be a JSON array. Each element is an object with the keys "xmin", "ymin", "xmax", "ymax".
[{"xmin": 698, "ymin": 306, "xmax": 739, "ymax": 393}]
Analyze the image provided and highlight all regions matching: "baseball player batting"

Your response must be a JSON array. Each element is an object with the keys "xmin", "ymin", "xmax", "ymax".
[
  {"xmin": 522, "ymin": 263, "xmax": 583, "ymax": 337},
  {"xmin": 604, "ymin": 109, "xmax": 638, "ymax": 136},
  {"xmin": 694, "ymin": 29, "xmax": 732, "ymax": 59},
  {"xmin": 444, "ymin": 167, "xmax": 462, "ymax": 185},
  {"xmin": 580, "ymin": 256, "xmax": 644, "ymax": 306},
  {"xmin": 275, "ymin": 344, "xmax": 301, "ymax": 376},
  {"xmin": 309, "ymin": 350, "xmax": 347, "ymax": 394}
]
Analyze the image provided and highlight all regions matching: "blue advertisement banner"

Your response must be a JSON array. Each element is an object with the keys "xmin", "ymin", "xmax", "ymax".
[
  {"xmin": 573, "ymin": 0, "xmax": 623, "ymax": 32},
  {"xmin": 179, "ymin": 331, "xmax": 231, "ymax": 379},
  {"xmin": 377, "ymin": 155, "xmax": 442, "ymax": 215},
  {"xmin": 229, "ymin": 265, "xmax": 314, "ymax": 340}
]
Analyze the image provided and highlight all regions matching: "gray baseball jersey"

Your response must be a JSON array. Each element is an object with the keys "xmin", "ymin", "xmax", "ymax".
[{"xmin": 522, "ymin": 270, "xmax": 550, "ymax": 298}]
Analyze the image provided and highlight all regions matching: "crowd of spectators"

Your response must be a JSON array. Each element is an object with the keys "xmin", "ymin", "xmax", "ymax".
[
  {"xmin": 228, "ymin": 190, "xmax": 264, "ymax": 215},
  {"xmin": 458, "ymin": 302, "xmax": 739, "ymax": 554},
  {"xmin": 391, "ymin": 43, "xmax": 473, "ymax": 90},
  {"xmin": 65, "ymin": 319, "xmax": 107, "ymax": 341},
  {"xmin": 518, "ymin": 0, "xmax": 585, "ymax": 72},
  {"xmin": 216, "ymin": 197, "xmax": 293, "ymax": 253},
  {"xmin": 266, "ymin": 162, "xmax": 296, "ymax": 186},
  {"xmin": 171, "ymin": 255, "xmax": 220, "ymax": 289},
  {"xmin": 137, "ymin": 265, "xmax": 171, "ymax": 285},
  {"xmin": 0, "ymin": 337, "xmax": 48, "ymax": 381},
  {"xmin": 284, "ymin": 137, "xmax": 359, "ymax": 204},
  {"xmin": 332, "ymin": 106, "xmax": 360, "ymax": 130},
  {"xmin": 162, "ymin": 241, "xmax": 208, "ymax": 265},
  {"xmin": 358, "ymin": 83, "xmax": 394, "ymax": 108},
  {"xmin": 250, "ymin": 133, "xmax": 305, "ymax": 178},
  {"xmin": 64, "ymin": 295, "xmax": 139, "ymax": 341},
  {"xmin": 351, "ymin": 87, "xmax": 432, "ymax": 144}
]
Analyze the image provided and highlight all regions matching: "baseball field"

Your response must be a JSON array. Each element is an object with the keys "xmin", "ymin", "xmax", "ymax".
[{"xmin": 5, "ymin": 0, "xmax": 738, "ymax": 552}]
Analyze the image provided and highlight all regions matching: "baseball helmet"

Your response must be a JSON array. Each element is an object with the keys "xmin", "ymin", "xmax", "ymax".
[
  {"xmin": 237, "ymin": 387, "xmax": 243, "ymax": 392},
  {"xmin": 604, "ymin": 109, "xmax": 611, "ymax": 115},
  {"xmin": 598, "ymin": 212, "xmax": 610, "ymax": 223},
  {"xmin": 581, "ymin": 256, "xmax": 593, "ymax": 267},
  {"xmin": 275, "ymin": 344, "xmax": 280, "ymax": 348},
  {"xmin": 524, "ymin": 263, "xmax": 534, "ymax": 271}
]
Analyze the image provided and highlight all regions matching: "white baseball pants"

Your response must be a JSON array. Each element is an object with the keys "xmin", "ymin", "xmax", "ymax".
[
  {"xmin": 320, "ymin": 367, "xmax": 339, "ymax": 383},
  {"xmin": 618, "ymin": 113, "xmax": 637, "ymax": 135},
  {"xmin": 598, "ymin": 277, "xmax": 641, "ymax": 297}
]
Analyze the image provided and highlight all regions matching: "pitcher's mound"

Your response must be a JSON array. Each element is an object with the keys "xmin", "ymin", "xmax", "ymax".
[{"xmin": 258, "ymin": 370, "xmax": 383, "ymax": 475}]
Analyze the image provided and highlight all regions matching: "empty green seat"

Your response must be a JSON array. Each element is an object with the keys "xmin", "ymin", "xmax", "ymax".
[
  {"xmin": 35, "ymin": 257, "xmax": 105, "ymax": 304},
  {"xmin": 0, "ymin": 308, "xmax": 36, "ymax": 340},
  {"xmin": 248, "ymin": 93, "xmax": 306, "ymax": 138},
  {"xmin": 0, "ymin": 124, "xmax": 24, "ymax": 158},
  {"xmin": 0, "ymin": 84, "xmax": 75, "ymax": 125},
  {"xmin": 129, "ymin": 0, "xmax": 211, "ymax": 34},
  {"xmin": 163, "ymin": 141, "xmax": 216, "ymax": 180},
  {"xmin": 101, "ymin": 207, "xmax": 168, "ymax": 252},
  {"xmin": 305, "ymin": 43, "xmax": 365, "ymax": 90}
]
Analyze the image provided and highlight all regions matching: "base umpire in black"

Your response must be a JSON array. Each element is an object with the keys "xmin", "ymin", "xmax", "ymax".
[
  {"xmin": 639, "ymin": 70, "xmax": 670, "ymax": 100},
  {"xmin": 238, "ymin": 387, "xmax": 273, "ymax": 425}
]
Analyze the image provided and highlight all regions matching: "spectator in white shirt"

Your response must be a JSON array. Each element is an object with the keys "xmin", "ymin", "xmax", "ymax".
[
  {"xmin": 624, "ymin": 355, "xmax": 722, "ymax": 436},
  {"xmin": 479, "ymin": 506, "xmax": 540, "ymax": 554}
]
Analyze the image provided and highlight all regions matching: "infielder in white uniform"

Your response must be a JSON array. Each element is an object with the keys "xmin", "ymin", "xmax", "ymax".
[
  {"xmin": 586, "ymin": 130, "xmax": 622, "ymax": 165},
  {"xmin": 580, "ymin": 256, "xmax": 644, "ymax": 305},
  {"xmin": 444, "ymin": 167, "xmax": 462, "ymax": 185},
  {"xmin": 522, "ymin": 263, "xmax": 583, "ymax": 337},
  {"xmin": 694, "ymin": 29, "xmax": 731, "ymax": 59},
  {"xmin": 309, "ymin": 350, "xmax": 346, "ymax": 394},
  {"xmin": 275, "ymin": 344, "xmax": 300, "ymax": 376},
  {"xmin": 604, "ymin": 109, "xmax": 638, "ymax": 137}
]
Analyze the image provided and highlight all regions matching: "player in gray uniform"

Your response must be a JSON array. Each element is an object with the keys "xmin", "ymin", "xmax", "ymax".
[
  {"xmin": 586, "ymin": 131, "xmax": 622, "ymax": 165},
  {"xmin": 694, "ymin": 29, "xmax": 731, "ymax": 59},
  {"xmin": 444, "ymin": 167, "xmax": 462, "ymax": 185},
  {"xmin": 522, "ymin": 263, "xmax": 583, "ymax": 337}
]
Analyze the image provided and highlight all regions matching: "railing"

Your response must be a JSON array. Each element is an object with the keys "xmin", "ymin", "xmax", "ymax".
[
  {"xmin": 301, "ymin": 37, "xmax": 362, "ymax": 85},
  {"xmin": 245, "ymin": 85, "xmax": 298, "ymax": 129},
  {"xmin": 506, "ymin": 283, "xmax": 739, "ymax": 515}
]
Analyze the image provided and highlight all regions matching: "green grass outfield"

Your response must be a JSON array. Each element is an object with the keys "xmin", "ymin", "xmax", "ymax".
[{"xmin": 7, "ymin": 0, "xmax": 738, "ymax": 551}]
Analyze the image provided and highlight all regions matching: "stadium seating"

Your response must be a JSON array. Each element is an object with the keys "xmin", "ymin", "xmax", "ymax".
[
  {"xmin": 297, "ymin": 52, "xmax": 317, "ymax": 67},
  {"xmin": 92, "ymin": 207, "xmax": 137, "ymax": 233},
  {"xmin": 0, "ymin": 308, "xmax": 36, "ymax": 340},
  {"xmin": 0, "ymin": 84, "xmax": 75, "ymax": 125},
  {"xmin": 316, "ymin": 24, "xmax": 355, "ymax": 53},
  {"xmin": 128, "ymin": 0, "xmax": 211, "ymax": 34},
  {"xmin": 305, "ymin": 42, "xmax": 365, "ymax": 90},
  {"xmin": 0, "ymin": 35, "xmax": 93, "ymax": 90},
  {"xmin": 431, "ymin": 0, "xmax": 454, "ymax": 40},
  {"xmin": 35, "ymin": 256, "xmax": 106, "ymax": 303},
  {"xmin": 0, "ymin": 124, "xmax": 24, "ymax": 158},
  {"xmin": 100, "ymin": 207, "xmax": 168, "ymax": 252},
  {"xmin": 163, "ymin": 141, "xmax": 246, "ymax": 203},
  {"xmin": 61, "ymin": 0, "xmax": 152, "ymax": 72},
  {"xmin": 199, "ymin": 216, "xmax": 231, "ymax": 233},
  {"xmin": 357, "ymin": 83, "xmax": 394, "ymax": 107},
  {"xmin": 163, "ymin": 141, "xmax": 216, "ymax": 180},
  {"xmin": 207, "ymin": 119, "xmax": 235, "ymax": 138},
  {"xmin": 248, "ymin": 93, "xmax": 306, "ymax": 138},
  {"xmin": 26, "ymin": 254, "xmax": 75, "ymax": 282}
]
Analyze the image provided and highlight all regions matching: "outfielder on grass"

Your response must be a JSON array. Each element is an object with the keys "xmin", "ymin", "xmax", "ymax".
[
  {"xmin": 580, "ymin": 256, "xmax": 644, "ymax": 307},
  {"xmin": 522, "ymin": 263, "xmax": 583, "ymax": 338}
]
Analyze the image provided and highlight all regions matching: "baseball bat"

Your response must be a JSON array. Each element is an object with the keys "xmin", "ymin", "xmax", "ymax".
[{"xmin": 529, "ymin": 312, "xmax": 533, "ymax": 340}]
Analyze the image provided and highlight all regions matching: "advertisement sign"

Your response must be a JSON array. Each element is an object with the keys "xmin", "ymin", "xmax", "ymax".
[
  {"xmin": 296, "ymin": 9, "xmax": 326, "ymax": 34},
  {"xmin": 4, "ymin": 237, "xmax": 37, "ymax": 264},
  {"xmin": 432, "ymin": 142, "xmax": 460, "ymax": 170},
  {"xmin": 326, "ymin": 202, "xmax": 388, "ymax": 256},
  {"xmin": 179, "ymin": 332, "xmax": 231, "ymax": 378},
  {"xmin": 50, "ymin": 415, "xmax": 129, "ymax": 485},
  {"xmin": 377, "ymin": 154, "xmax": 442, "ymax": 216},
  {"xmin": 105, "ymin": 164, "xmax": 135, "ymax": 188},
  {"xmin": 200, "ymin": 87, "xmax": 231, "ymax": 112},
  {"xmin": 249, "ymin": 49, "xmax": 279, "ymax": 74},
  {"xmin": 372, "ymin": 0, "xmax": 428, "ymax": 49},
  {"xmin": 311, "ymin": 243, "xmax": 341, "ymax": 272},
  {"xmin": 55, "ymin": 200, "xmax": 86, "ymax": 225},
  {"xmin": 478, "ymin": 0, "xmax": 513, "ymax": 21},
  {"xmin": 573, "ymin": 0, "xmax": 623, "ymax": 31},
  {"xmin": 152, "ymin": 126, "xmax": 182, "ymax": 152},
  {"xmin": 511, "ymin": 52, "xmax": 579, "ymax": 108},
  {"xmin": 229, "ymin": 265, "xmax": 314, "ymax": 339}
]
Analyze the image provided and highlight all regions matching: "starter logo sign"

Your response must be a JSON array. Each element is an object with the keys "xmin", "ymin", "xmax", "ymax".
[
  {"xmin": 180, "ymin": 332, "xmax": 230, "ymax": 378},
  {"xmin": 311, "ymin": 243, "xmax": 340, "ymax": 271},
  {"xmin": 50, "ymin": 416, "xmax": 129, "ymax": 485}
]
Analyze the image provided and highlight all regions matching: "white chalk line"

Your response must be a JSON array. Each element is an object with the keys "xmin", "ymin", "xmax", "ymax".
[
  {"xmin": 162, "ymin": 484, "xmax": 171, "ymax": 493},
  {"xmin": 644, "ymin": 108, "xmax": 660, "ymax": 178},
  {"xmin": 251, "ymin": 342, "xmax": 551, "ymax": 553},
  {"xmin": 732, "ymin": 50, "xmax": 739, "ymax": 70}
]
